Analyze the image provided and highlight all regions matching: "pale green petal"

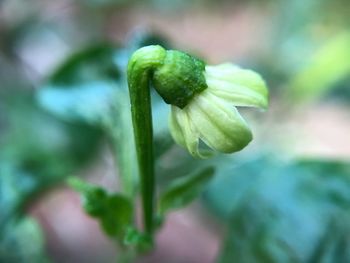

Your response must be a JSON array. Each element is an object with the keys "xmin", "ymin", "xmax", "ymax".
[
  {"xmin": 169, "ymin": 106, "xmax": 212, "ymax": 158},
  {"xmin": 187, "ymin": 91, "xmax": 253, "ymax": 153},
  {"xmin": 205, "ymin": 63, "xmax": 268, "ymax": 109},
  {"xmin": 168, "ymin": 63, "xmax": 268, "ymax": 158},
  {"xmin": 169, "ymin": 106, "xmax": 186, "ymax": 147},
  {"xmin": 170, "ymin": 106, "xmax": 200, "ymax": 158}
]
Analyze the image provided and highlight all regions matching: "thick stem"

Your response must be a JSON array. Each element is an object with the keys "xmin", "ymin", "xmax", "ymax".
[{"xmin": 127, "ymin": 46, "xmax": 166, "ymax": 235}]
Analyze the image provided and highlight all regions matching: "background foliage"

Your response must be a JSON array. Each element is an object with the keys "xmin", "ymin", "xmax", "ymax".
[{"xmin": 0, "ymin": 0, "xmax": 349, "ymax": 262}]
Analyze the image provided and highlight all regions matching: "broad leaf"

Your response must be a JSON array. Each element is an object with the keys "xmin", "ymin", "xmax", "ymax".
[
  {"xmin": 0, "ymin": 217, "xmax": 49, "ymax": 263},
  {"xmin": 68, "ymin": 178, "xmax": 133, "ymax": 240},
  {"xmin": 288, "ymin": 32, "xmax": 350, "ymax": 103},
  {"xmin": 159, "ymin": 167, "xmax": 215, "ymax": 214},
  {"xmin": 204, "ymin": 155, "xmax": 350, "ymax": 263},
  {"xmin": 0, "ymin": 91, "xmax": 101, "ymax": 222},
  {"xmin": 123, "ymin": 227, "xmax": 153, "ymax": 252},
  {"xmin": 37, "ymin": 33, "xmax": 171, "ymax": 196},
  {"xmin": 37, "ymin": 44, "xmax": 121, "ymax": 126},
  {"xmin": 38, "ymin": 81, "xmax": 117, "ymax": 126}
]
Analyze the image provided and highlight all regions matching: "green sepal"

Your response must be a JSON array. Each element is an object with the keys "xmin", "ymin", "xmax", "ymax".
[
  {"xmin": 153, "ymin": 50, "xmax": 208, "ymax": 108},
  {"xmin": 128, "ymin": 45, "xmax": 208, "ymax": 109}
]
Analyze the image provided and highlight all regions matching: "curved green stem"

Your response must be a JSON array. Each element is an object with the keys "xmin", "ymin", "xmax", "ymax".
[{"xmin": 127, "ymin": 46, "xmax": 166, "ymax": 236}]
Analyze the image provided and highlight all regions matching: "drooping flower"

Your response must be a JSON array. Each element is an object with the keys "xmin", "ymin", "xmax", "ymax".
[
  {"xmin": 128, "ymin": 45, "xmax": 268, "ymax": 158},
  {"xmin": 169, "ymin": 63, "xmax": 268, "ymax": 158}
]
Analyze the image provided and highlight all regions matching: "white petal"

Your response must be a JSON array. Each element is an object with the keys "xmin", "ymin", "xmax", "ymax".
[
  {"xmin": 205, "ymin": 63, "xmax": 268, "ymax": 109},
  {"xmin": 169, "ymin": 106, "xmax": 186, "ymax": 147},
  {"xmin": 187, "ymin": 91, "xmax": 253, "ymax": 153},
  {"xmin": 170, "ymin": 106, "xmax": 210, "ymax": 158}
]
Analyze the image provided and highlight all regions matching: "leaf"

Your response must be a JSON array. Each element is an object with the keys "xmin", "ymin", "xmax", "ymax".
[
  {"xmin": 204, "ymin": 155, "xmax": 350, "ymax": 263},
  {"xmin": 123, "ymin": 227, "xmax": 153, "ymax": 252},
  {"xmin": 37, "ymin": 44, "xmax": 121, "ymax": 126},
  {"xmin": 68, "ymin": 178, "xmax": 133, "ymax": 239},
  {"xmin": 0, "ymin": 217, "xmax": 49, "ymax": 263},
  {"xmin": 288, "ymin": 32, "xmax": 350, "ymax": 103},
  {"xmin": 36, "ymin": 42, "xmax": 140, "ymax": 196},
  {"xmin": 38, "ymin": 81, "xmax": 117, "ymax": 126},
  {"xmin": 0, "ymin": 91, "xmax": 101, "ymax": 221},
  {"xmin": 37, "ymin": 33, "xmax": 170, "ymax": 126},
  {"xmin": 37, "ymin": 32, "xmax": 171, "ymax": 196},
  {"xmin": 50, "ymin": 44, "xmax": 121, "ymax": 85},
  {"xmin": 308, "ymin": 214, "xmax": 350, "ymax": 263},
  {"xmin": 158, "ymin": 167, "xmax": 215, "ymax": 214},
  {"xmin": 0, "ymin": 161, "xmax": 35, "ymax": 228},
  {"xmin": 1, "ymin": 91, "xmax": 101, "ymax": 174}
]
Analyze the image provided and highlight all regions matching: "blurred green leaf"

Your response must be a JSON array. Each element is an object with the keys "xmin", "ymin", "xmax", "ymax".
[
  {"xmin": 50, "ymin": 44, "xmax": 120, "ymax": 85},
  {"xmin": 0, "ymin": 161, "xmax": 36, "ymax": 228},
  {"xmin": 308, "ymin": 214, "xmax": 350, "ymax": 263},
  {"xmin": 79, "ymin": 0, "xmax": 129, "ymax": 8},
  {"xmin": 124, "ymin": 227, "xmax": 153, "ymax": 252},
  {"xmin": 36, "ymin": 42, "xmax": 140, "ymax": 196},
  {"xmin": 159, "ymin": 167, "xmax": 214, "ymax": 214},
  {"xmin": 0, "ymin": 65, "xmax": 102, "ymax": 262},
  {"xmin": 68, "ymin": 178, "xmax": 133, "ymax": 240},
  {"xmin": 38, "ymin": 44, "xmax": 121, "ymax": 126},
  {"xmin": 204, "ymin": 156, "xmax": 350, "ymax": 263},
  {"xmin": 2, "ymin": 93, "xmax": 101, "ymax": 176},
  {"xmin": 38, "ymin": 81, "xmax": 117, "ymax": 126},
  {"xmin": 328, "ymin": 76, "xmax": 350, "ymax": 103},
  {"xmin": 0, "ymin": 91, "xmax": 101, "ymax": 222},
  {"xmin": 288, "ymin": 32, "xmax": 350, "ymax": 103},
  {"xmin": 0, "ymin": 217, "xmax": 49, "ymax": 263},
  {"xmin": 37, "ymin": 32, "xmax": 170, "ymax": 196}
]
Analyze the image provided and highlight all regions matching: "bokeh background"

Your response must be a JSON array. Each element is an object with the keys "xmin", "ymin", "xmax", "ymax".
[{"xmin": 1, "ymin": 0, "xmax": 350, "ymax": 262}]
